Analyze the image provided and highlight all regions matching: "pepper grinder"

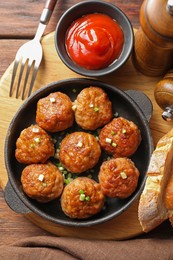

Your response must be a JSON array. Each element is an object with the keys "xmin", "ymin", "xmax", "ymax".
[
  {"xmin": 154, "ymin": 69, "xmax": 173, "ymax": 121},
  {"xmin": 133, "ymin": 0, "xmax": 173, "ymax": 76}
]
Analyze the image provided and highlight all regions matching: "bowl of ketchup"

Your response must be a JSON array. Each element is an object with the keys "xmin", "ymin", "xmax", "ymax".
[{"xmin": 55, "ymin": 0, "xmax": 134, "ymax": 77}]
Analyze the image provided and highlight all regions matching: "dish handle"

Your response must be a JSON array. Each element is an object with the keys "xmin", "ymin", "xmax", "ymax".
[
  {"xmin": 125, "ymin": 90, "xmax": 153, "ymax": 122},
  {"xmin": 4, "ymin": 181, "xmax": 31, "ymax": 214}
]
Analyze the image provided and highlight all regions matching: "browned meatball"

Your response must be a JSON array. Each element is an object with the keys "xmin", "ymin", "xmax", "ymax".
[
  {"xmin": 36, "ymin": 92, "xmax": 74, "ymax": 132},
  {"xmin": 73, "ymin": 86, "xmax": 113, "ymax": 130},
  {"xmin": 21, "ymin": 162, "xmax": 64, "ymax": 203},
  {"xmin": 59, "ymin": 132, "xmax": 101, "ymax": 173},
  {"xmin": 98, "ymin": 157, "xmax": 140, "ymax": 198},
  {"xmin": 61, "ymin": 177, "xmax": 105, "ymax": 219},
  {"xmin": 99, "ymin": 117, "xmax": 141, "ymax": 158},
  {"xmin": 15, "ymin": 125, "xmax": 55, "ymax": 164}
]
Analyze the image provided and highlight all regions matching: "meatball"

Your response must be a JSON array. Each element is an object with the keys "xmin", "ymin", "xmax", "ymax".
[
  {"xmin": 61, "ymin": 177, "xmax": 105, "ymax": 219},
  {"xmin": 21, "ymin": 162, "xmax": 64, "ymax": 203},
  {"xmin": 59, "ymin": 132, "xmax": 101, "ymax": 173},
  {"xmin": 36, "ymin": 92, "xmax": 74, "ymax": 132},
  {"xmin": 98, "ymin": 157, "xmax": 140, "ymax": 198},
  {"xmin": 73, "ymin": 86, "xmax": 113, "ymax": 130},
  {"xmin": 15, "ymin": 125, "xmax": 55, "ymax": 164},
  {"xmin": 99, "ymin": 117, "xmax": 141, "ymax": 158}
]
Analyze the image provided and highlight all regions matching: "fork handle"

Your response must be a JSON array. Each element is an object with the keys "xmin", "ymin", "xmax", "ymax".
[{"xmin": 40, "ymin": 0, "xmax": 57, "ymax": 24}]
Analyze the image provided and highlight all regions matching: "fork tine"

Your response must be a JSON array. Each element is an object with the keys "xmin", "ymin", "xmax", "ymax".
[
  {"xmin": 21, "ymin": 59, "xmax": 33, "ymax": 100},
  {"xmin": 9, "ymin": 59, "xmax": 20, "ymax": 97},
  {"xmin": 27, "ymin": 62, "xmax": 39, "ymax": 98},
  {"xmin": 15, "ymin": 58, "xmax": 27, "ymax": 98}
]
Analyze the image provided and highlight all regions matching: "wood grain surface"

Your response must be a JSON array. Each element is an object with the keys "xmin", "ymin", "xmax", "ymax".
[
  {"xmin": 0, "ymin": 0, "xmax": 173, "ymax": 246},
  {"xmin": 1, "ymin": 30, "xmax": 173, "ymax": 240}
]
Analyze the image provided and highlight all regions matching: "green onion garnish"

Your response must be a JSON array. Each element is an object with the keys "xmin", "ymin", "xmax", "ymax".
[
  {"xmin": 85, "ymin": 196, "xmax": 90, "ymax": 201},
  {"xmin": 114, "ymin": 112, "xmax": 119, "ymax": 118},
  {"xmin": 79, "ymin": 194, "xmax": 86, "ymax": 201},
  {"xmin": 93, "ymin": 107, "xmax": 99, "ymax": 112}
]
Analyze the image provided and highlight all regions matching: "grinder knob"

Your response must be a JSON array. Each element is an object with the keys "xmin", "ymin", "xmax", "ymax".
[{"xmin": 154, "ymin": 69, "xmax": 173, "ymax": 121}]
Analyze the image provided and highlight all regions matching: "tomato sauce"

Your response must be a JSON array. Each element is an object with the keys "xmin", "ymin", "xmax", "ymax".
[{"xmin": 65, "ymin": 13, "xmax": 124, "ymax": 70}]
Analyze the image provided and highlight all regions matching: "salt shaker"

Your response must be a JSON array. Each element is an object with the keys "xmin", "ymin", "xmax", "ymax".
[
  {"xmin": 133, "ymin": 0, "xmax": 173, "ymax": 76},
  {"xmin": 154, "ymin": 69, "xmax": 173, "ymax": 121}
]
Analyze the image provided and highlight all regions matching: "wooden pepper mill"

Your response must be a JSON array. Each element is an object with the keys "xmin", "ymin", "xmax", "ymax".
[
  {"xmin": 154, "ymin": 69, "xmax": 173, "ymax": 121},
  {"xmin": 133, "ymin": 0, "xmax": 173, "ymax": 76}
]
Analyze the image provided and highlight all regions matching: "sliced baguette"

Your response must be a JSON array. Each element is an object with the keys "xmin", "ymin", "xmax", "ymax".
[
  {"xmin": 165, "ymin": 168, "xmax": 173, "ymax": 227},
  {"xmin": 138, "ymin": 128, "xmax": 173, "ymax": 232}
]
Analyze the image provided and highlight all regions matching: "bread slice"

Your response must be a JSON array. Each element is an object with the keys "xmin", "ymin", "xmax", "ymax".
[
  {"xmin": 138, "ymin": 128, "xmax": 173, "ymax": 232},
  {"xmin": 164, "ymin": 166, "xmax": 173, "ymax": 227}
]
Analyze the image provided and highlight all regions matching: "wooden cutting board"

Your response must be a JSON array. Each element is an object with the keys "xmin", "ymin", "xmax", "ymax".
[{"xmin": 0, "ymin": 31, "xmax": 172, "ymax": 240}]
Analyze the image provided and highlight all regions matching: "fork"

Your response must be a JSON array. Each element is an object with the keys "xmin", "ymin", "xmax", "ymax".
[{"xmin": 9, "ymin": 0, "xmax": 57, "ymax": 99}]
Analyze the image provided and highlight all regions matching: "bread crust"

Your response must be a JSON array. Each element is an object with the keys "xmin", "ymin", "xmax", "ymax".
[{"xmin": 138, "ymin": 128, "xmax": 173, "ymax": 232}]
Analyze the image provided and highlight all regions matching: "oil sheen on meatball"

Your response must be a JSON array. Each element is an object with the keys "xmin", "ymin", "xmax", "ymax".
[
  {"xmin": 59, "ymin": 132, "xmax": 101, "ymax": 173},
  {"xmin": 99, "ymin": 117, "xmax": 141, "ymax": 158},
  {"xmin": 98, "ymin": 157, "xmax": 140, "ymax": 198},
  {"xmin": 73, "ymin": 86, "xmax": 113, "ymax": 130},
  {"xmin": 15, "ymin": 124, "xmax": 55, "ymax": 164},
  {"xmin": 21, "ymin": 162, "xmax": 64, "ymax": 203},
  {"xmin": 36, "ymin": 92, "xmax": 74, "ymax": 132},
  {"xmin": 61, "ymin": 177, "xmax": 105, "ymax": 219}
]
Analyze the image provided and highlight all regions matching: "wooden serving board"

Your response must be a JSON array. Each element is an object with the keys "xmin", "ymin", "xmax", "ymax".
[{"xmin": 0, "ymin": 32, "xmax": 172, "ymax": 240}]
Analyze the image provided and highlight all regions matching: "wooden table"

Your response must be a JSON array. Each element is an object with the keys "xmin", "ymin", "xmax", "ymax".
[{"xmin": 0, "ymin": 0, "xmax": 173, "ymax": 246}]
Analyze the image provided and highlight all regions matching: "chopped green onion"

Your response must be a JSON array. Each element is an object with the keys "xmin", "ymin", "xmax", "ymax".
[
  {"xmin": 114, "ymin": 112, "xmax": 119, "ymax": 118},
  {"xmin": 57, "ymin": 162, "xmax": 62, "ymax": 167},
  {"xmin": 93, "ymin": 107, "xmax": 99, "ymax": 112},
  {"xmin": 105, "ymin": 138, "xmax": 112, "ymax": 144},
  {"xmin": 122, "ymin": 129, "xmax": 126, "ymax": 134},
  {"xmin": 30, "ymin": 144, "xmax": 35, "ymax": 148},
  {"xmin": 112, "ymin": 142, "xmax": 117, "ymax": 147},
  {"xmin": 38, "ymin": 174, "xmax": 44, "ymax": 181},
  {"xmin": 76, "ymin": 141, "xmax": 83, "ymax": 147},
  {"xmin": 64, "ymin": 177, "xmax": 73, "ymax": 185},
  {"xmin": 50, "ymin": 97, "xmax": 56, "ymax": 103},
  {"xmin": 68, "ymin": 177, "xmax": 73, "ymax": 183},
  {"xmin": 79, "ymin": 193, "xmax": 86, "ymax": 201},
  {"xmin": 32, "ymin": 127, "xmax": 39, "ymax": 133},
  {"xmin": 34, "ymin": 137, "xmax": 41, "ymax": 143},
  {"xmin": 72, "ymin": 104, "xmax": 77, "ymax": 111},
  {"xmin": 120, "ymin": 171, "xmax": 127, "ymax": 179},
  {"xmin": 42, "ymin": 183, "xmax": 47, "ymax": 187},
  {"xmin": 111, "ymin": 131, "xmax": 115, "ymax": 135},
  {"xmin": 73, "ymin": 88, "xmax": 77, "ymax": 93},
  {"xmin": 64, "ymin": 179, "xmax": 69, "ymax": 185},
  {"xmin": 95, "ymin": 136, "xmax": 99, "ymax": 141},
  {"xmin": 68, "ymin": 173, "xmax": 72, "ymax": 178},
  {"xmin": 79, "ymin": 189, "xmax": 84, "ymax": 194},
  {"xmin": 85, "ymin": 196, "xmax": 90, "ymax": 201}
]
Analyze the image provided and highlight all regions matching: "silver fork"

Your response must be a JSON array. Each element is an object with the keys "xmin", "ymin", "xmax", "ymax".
[{"xmin": 9, "ymin": 0, "xmax": 57, "ymax": 99}]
